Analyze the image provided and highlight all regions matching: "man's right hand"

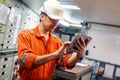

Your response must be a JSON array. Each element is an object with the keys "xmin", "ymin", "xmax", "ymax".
[{"xmin": 53, "ymin": 41, "xmax": 71, "ymax": 58}]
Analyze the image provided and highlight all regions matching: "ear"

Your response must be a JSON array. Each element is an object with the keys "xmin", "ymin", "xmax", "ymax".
[
  {"xmin": 40, "ymin": 14, "xmax": 43, "ymax": 18},
  {"xmin": 40, "ymin": 13, "xmax": 45, "ymax": 21}
]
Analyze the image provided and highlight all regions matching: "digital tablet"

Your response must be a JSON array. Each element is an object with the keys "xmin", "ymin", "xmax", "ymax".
[{"xmin": 66, "ymin": 33, "xmax": 92, "ymax": 53}]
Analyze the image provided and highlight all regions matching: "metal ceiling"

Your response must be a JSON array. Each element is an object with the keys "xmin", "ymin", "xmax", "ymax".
[{"xmin": 21, "ymin": 0, "xmax": 120, "ymax": 26}]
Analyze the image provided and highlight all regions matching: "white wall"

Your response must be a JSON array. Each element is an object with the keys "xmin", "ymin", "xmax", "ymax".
[{"xmin": 86, "ymin": 24, "xmax": 120, "ymax": 65}]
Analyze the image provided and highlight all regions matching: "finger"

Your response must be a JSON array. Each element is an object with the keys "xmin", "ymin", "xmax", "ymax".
[
  {"xmin": 63, "ymin": 49, "xmax": 67, "ymax": 55},
  {"xmin": 63, "ymin": 41, "xmax": 71, "ymax": 48},
  {"xmin": 76, "ymin": 36, "xmax": 85, "ymax": 48},
  {"xmin": 75, "ymin": 39, "xmax": 85, "ymax": 50},
  {"xmin": 85, "ymin": 39, "xmax": 89, "ymax": 46},
  {"xmin": 85, "ymin": 38, "xmax": 91, "ymax": 46},
  {"xmin": 74, "ymin": 42, "xmax": 82, "ymax": 50},
  {"xmin": 79, "ymin": 37, "xmax": 86, "ymax": 47},
  {"xmin": 74, "ymin": 42, "xmax": 85, "ymax": 53}
]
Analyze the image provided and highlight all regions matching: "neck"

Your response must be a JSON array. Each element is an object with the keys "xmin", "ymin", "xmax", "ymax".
[
  {"xmin": 38, "ymin": 24, "xmax": 49, "ymax": 41},
  {"xmin": 39, "ymin": 24, "xmax": 49, "ymax": 34}
]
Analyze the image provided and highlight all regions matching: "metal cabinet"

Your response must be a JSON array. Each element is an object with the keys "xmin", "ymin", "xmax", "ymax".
[{"xmin": 0, "ymin": 50, "xmax": 17, "ymax": 80}]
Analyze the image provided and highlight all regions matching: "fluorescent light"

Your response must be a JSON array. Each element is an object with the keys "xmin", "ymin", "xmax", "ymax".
[
  {"xmin": 59, "ymin": 20, "xmax": 70, "ymax": 27},
  {"xmin": 62, "ymin": 5, "xmax": 81, "ymax": 10},
  {"xmin": 70, "ymin": 24, "xmax": 82, "ymax": 28}
]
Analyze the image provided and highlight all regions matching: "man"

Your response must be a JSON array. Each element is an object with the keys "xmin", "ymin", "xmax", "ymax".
[{"xmin": 18, "ymin": 0, "xmax": 87, "ymax": 80}]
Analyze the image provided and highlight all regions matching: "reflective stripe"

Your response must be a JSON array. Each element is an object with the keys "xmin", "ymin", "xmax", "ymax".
[{"xmin": 20, "ymin": 53, "xmax": 29, "ymax": 67}]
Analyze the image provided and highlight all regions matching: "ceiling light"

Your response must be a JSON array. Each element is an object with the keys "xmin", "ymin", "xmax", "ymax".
[
  {"xmin": 70, "ymin": 24, "xmax": 82, "ymax": 28},
  {"xmin": 62, "ymin": 5, "xmax": 81, "ymax": 10},
  {"xmin": 59, "ymin": 20, "xmax": 70, "ymax": 27}
]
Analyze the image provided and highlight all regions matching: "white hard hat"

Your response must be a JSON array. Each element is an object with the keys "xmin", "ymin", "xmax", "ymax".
[{"xmin": 40, "ymin": 0, "xmax": 64, "ymax": 20}]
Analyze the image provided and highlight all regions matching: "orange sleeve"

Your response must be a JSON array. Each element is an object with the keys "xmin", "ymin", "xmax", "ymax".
[
  {"xmin": 18, "ymin": 30, "xmax": 37, "ymax": 70},
  {"xmin": 60, "ymin": 54, "xmax": 75, "ymax": 69},
  {"xmin": 60, "ymin": 54, "xmax": 71, "ymax": 67}
]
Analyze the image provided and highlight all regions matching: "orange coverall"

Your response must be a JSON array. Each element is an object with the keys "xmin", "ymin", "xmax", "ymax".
[{"xmin": 18, "ymin": 26, "xmax": 71, "ymax": 80}]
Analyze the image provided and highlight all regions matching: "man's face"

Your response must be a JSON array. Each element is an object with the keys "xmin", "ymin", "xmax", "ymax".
[{"xmin": 40, "ymin": 13, "xmax": 59, "ymax": 32}]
